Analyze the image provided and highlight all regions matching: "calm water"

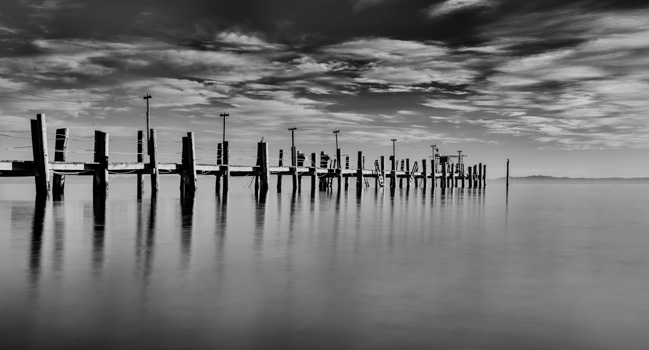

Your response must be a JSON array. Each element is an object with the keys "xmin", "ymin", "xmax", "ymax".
[{"xmin": 1, "ymin": 179, "xmax": 648, "ymax": 350}]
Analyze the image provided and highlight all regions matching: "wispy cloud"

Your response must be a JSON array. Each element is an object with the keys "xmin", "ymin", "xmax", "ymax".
[{"xmin": 425, "ymin": 0, "xmax": 497, "ymax": 18}]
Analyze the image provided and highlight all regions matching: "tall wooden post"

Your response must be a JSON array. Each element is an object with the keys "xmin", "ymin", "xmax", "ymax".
[
  {"xmin": 441, "ymin": 159, "xmax": 447, "ymax": 189},
  {"xmin": 506, "ymin": 159, "xmax": 510, "ymax": 189},
  {"xmin": 478, "ymin": 163, "xmax": 483, "ymax": 188},
  {"xmin": 52, "ymin": 128, "xmax": 69, "ymax": 199},
  {"xmin": 468, "ymin": 166, "xmax": 473, "ymax": 189},
  {"xmin": 356, "ymin": 151, "xmax": 363, "ymax": 191},
  {"xmin": 482, "ymin": 164, "xmax": 487, "ymax": 188},
  {"xmin": 257, "ymin": 142, "xmax": 270, "ymax": 193},
  {"xmin": 137, "ymin": 130, "xmax": 144, "ymax": 198},
  {"xmin": 431, "ymin": 159, "xmax": 436, "ymax": 189},
  {"xmin": 336, "ymin": 148, "xmax": 342, "ymax": 192},
  {"xmin": 422, "ymin": 159, "xmax": 427, "ymax": 189},
  {"xmin": 380, "ymin": 156, "xmax": 386, "ymax": 188},
  {"xmin": 473, "ymin": 165, "xmax": 478, "ymax": 188},
  {"xmin": 93, "ymin": 131, "xmax": 109, "ymax": 197},
  {"xmin": 277, "ymin": 149, "xmax": 283, "ymax": 193},
  {"xmin": 222, "ymin": 141, "xmax": 230, "ymax": 194},
  {"xmin": 149, "ymin": 129, "xmax": 159, "ymax": 195},
  {"xmin": 291, "ymin": 146, "xmax": 298, "ymax": 192},
  {"xmin": 461, "ymin": 164, "xmax": 466, "ymax": 188},
  {"xmin": 216, "ymin": 142, "xmax": 222, "ymax": 195},
  {"xmin": 180, "ymin": 132, "xmax": 197, "ymax": 194},
  {"xmin": 406, "ymin": 159, "xmax": 411, "ymax": 189},
  {"xmin": 345, "ymin": 156, "xmax": 350, "ymax": 191},
  {"xmin": 310, "ymin": 152, "xmax": 317, "ymax": 193},
  {"xmin": 30, "ymin": 114, "xmax": 51, "ymax": 197}
]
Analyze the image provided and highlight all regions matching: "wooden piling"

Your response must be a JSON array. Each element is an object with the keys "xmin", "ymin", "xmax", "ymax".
[
  {"xmin": 422, "ymin": 159, "xmax": 427, "ymax": 189},
  {"xmin": 137, "ymin": 130, "xmax": 144, "ymax": 198},
  {"xmin": 431, "ymin": 159, "xmax": 435, "ymax": 189},
  {"xmin": 336, "ymin": 148, "xmax": 342, "ymax": 191},
  {"xmin": 256, "ymin": 142, "xmax": 270, "ymax": 192},
  {"xmin": 149, "ymin": 129, "xmax": 159, "ymax": 195},
  {"xmin": 52, "ymin": 128, "xmax": 69, "ymax": 199},
  {"xmin": 406, "ymin": 159, "xmax": 411, "ymax": 189},
  {"xmin": 345, "ymin": 156, "xmax": 350, "ymax": 191},
  {"xmin": 473, "ymin": 165, "xmax": 478, "ymax": 188},
  {"xmin": 291, "ymin": 146, "xmax": 298, "ymax": 192},
  {"xmin": 441, "ymin": 160, "xmax": 447, "ymax": 189},
  {"xmin": 30, "ymin": 114, "xmax": 51, "ymax": 197},
  {"xmin": 310, "ymin": 152, "xmax": 317, "ymax": 193},
  {"xmin": 356, "ymin": 151, "xmax": 363, "ymax": 191},
  {"xmin": 506, "ymin": 159, "xmax": 510, "ymax": 189},
  {"xmin": 93, "ymin": 131, "xmax": 109, "ymax": 197},
  {"xmin": 478, "ymin": 162, "xmax": 483, "ymax": 188},
  {"xmin": 468, "ymin": 166, "xmax": 473, "ymax": 189},
  {"xmin": 380, "ymin": 156, "xmax": 386, "ymax": 188},
  {"xmin": 277, "ymin": 149, "xmax": 283, "ymax": 193},
  {"xmin": 461, "ymin": 165, "xmax": 466, "ymax": 188},
  {"xmin": 482, "ymin": 164, "xmax": 487, "ymax": 188},
  {"xmin": 222, "ymin": 141, "xmax": 230, "ymax": 193},
  {"xmin": 181, "ymin": 132, "xmax": 197, "ymax": 194}
]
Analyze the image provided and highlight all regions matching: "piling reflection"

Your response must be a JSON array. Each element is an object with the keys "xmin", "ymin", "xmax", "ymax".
[
  {"xmin": 180, "ymin": 192, "xmax": 195, "ymax": 269},
  {"xmin": 29, "ymin": 197, "xmax": 47, "ymax": 286},
  {"xmin": 92, "ymin": 195, "xmax": 106, "ymax": 274},
  {"xmin": 52, "ymin": 201, "xmax": 65, "ymax": 273},
  {"xmin": 254, "ymin": 188, "xmax": 267, "ymax": 252}
]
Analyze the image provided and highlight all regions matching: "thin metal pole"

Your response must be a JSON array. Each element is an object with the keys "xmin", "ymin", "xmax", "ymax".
[
  {"xmin": 220, "ymin": 113, "xmax": 229, "ymax": 143},
  {"xmin": 144, "ymin": 94, "xmax": 151, "ymax": 151}
]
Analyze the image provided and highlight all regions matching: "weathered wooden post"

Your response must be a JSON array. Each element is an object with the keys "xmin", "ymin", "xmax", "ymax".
[
  {"xmin": 137, "ymin": 130, "xmax": 144, "ymax": 198},
  {"xmin": 30, "ymin": 114, "xmax": 51, "ymax": 197},
  {"xmin": 380, "ymin": 156, "xmax": 386, "ymax": 188},
  {"xmin": 345, "ymin": 156, "xmax": 350, "ymax": 191},
  {"xmin": 222, "ymin": 141, "xmax": 230, "ymax": 194},
  {"xmin": 216, "ymin": 142, "xmax": 222, "ymax": 194},
  {"xmin": 414, "ymin": 161, "xmax": 419, "ymax": 188},
  {"xmin": 506, "ymin": 159, "xmax": 510, "ymax": 189},
  {"xmin": 441, "ymin": 159, "xmax": 447, "ymax": 189},
  {"xmin": 257, "ymin": 142, "xmax": 270, "ymax": 193},
  {"xmin": 180, "ymin": 132, "xmax": 197, "ymax": 195},
  {"xmin": 310, "ymin": 152, "xmax": 317, "ymax": 193},
  {"xmin": 93, "ymin": 131, "xmax": 109, "ymax": 197},
  {"xmin": 149, "ymin": 129, "xmax": 159, "ymax": 195},
  {"xmin": 431, "ymin": 159, "xmax": 436, "ymax": 189},
  {"xmin": 277, "ymin": 149, "xmax": 283, "ymax": 193},
  {"xmin": 356, "ymin": 151, "xmax": 363, "ymax": 191},
  {"xmin": 291, "ymin": 146, "xmax": 298, "ymax": 192},
  {"xmin": 52, "ymin": 128, "xmax": 69, "ymax": 199},
  {"xmin": 406, "ymin": 159, "xmax": 411, "ymax": 189},
  {"xmin": 336, "ymin": 148, "xmax": 342, "ymax": 191},
  {"xmin": 482, "ymin": 164, "xmax": 487, "ymax": 188},
  {"xmin": 478, "ymin": 162, "xmax": 483, "ymax": 188},
  {"xmin": 461, "ymin": 164, "xmax": 466, "ymax": 188},
  {"xmin": 468, "ymin": 166, "xmax": 473, "ymax": 189},
  {"xmin": 473, "ymin": 165, "xmax": 478, "ymax": 188},
  {"xmin": 421, "ymin": 159, "xmax": 427, "ymax": 189}
]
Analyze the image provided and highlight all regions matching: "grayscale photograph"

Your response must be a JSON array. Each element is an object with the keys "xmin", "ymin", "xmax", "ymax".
[{"xmin": 1, "ymin": 1, "xmax": 648, "ymax": 349}]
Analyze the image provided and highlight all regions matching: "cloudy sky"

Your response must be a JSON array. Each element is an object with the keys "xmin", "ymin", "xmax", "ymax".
[{"xmin": 1, "ymin": 0, "xmax": 648, "ymax": 177}]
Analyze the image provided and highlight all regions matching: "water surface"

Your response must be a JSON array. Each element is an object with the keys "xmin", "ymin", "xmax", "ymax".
[{"xmin": 1, "ymin": 179, "xmax": 648, "ymax": 350}]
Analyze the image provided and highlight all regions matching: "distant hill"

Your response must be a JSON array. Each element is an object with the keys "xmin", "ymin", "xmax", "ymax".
[{"xmin": 491, "ymin": 175, "xmax": 649, "ymax": 184}]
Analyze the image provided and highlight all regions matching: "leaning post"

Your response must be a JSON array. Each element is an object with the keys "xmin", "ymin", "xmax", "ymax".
[
  {"xmin": 30, "ymin": 114, "xmax": 51, "ymax": 197},
  {"xmin": 52, "ymin": 128, "xmax": 69, "ymax": 199}
]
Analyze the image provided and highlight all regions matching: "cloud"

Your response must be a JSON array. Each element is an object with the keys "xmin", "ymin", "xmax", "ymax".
[{"xmin": 426, "ymin": 0, "xmax": 497, "ymax": 18}]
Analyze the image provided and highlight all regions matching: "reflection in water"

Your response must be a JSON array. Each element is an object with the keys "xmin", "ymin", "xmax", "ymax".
[
  {"xmin": 180, "ymin": 192, "xmax": 195, "ymax": 269},
  {"xmin": 29, "ymin": 198, "xmax": 47, "ymax": 286},
  {"xmin": 92, "ymin": 196, "xmax": 106, "ymax": 274},
  {"xmin": 254, "ymin": 189, "xmax": 267, "ymax": 252},
  {"xmin": 52, "ymin": 201, "xmax": 65, "ymax": 273}
]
